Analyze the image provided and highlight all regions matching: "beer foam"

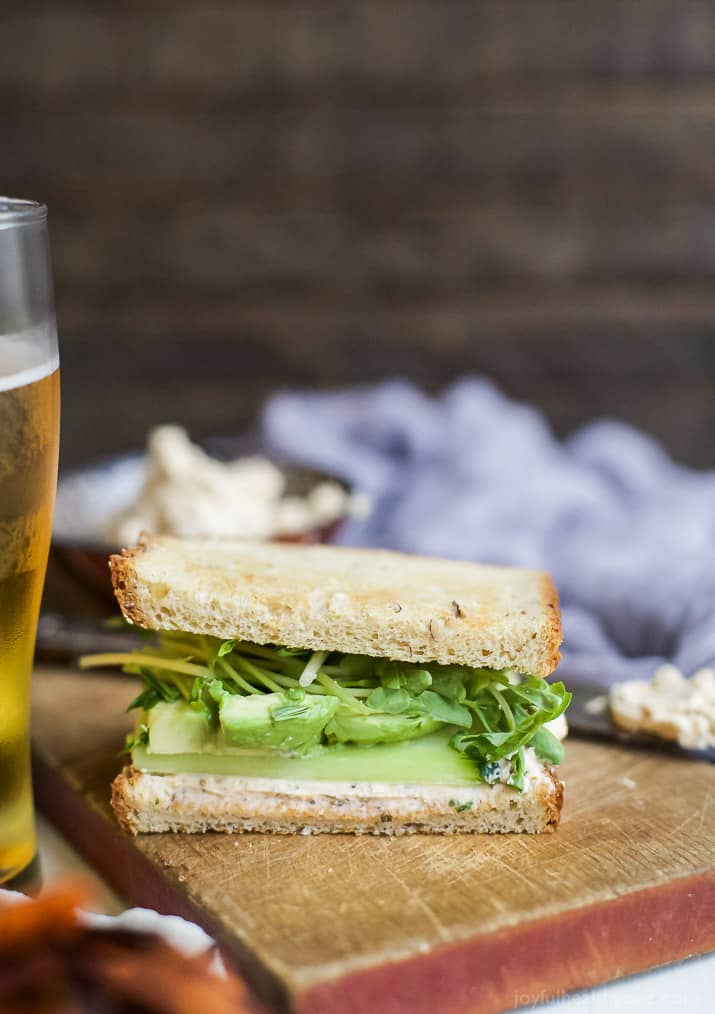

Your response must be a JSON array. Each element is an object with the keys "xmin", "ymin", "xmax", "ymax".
[
  {"xmin": 0, "ymin": 328, "xmax": 59, "ymax": 392},
  {"xmin": 0, "ymin": 355, "xmax": 59, "ymax": 393}
]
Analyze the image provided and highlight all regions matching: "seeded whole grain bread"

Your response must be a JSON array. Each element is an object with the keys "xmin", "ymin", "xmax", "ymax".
[
  {"xmin": 110, "ymin": 536, "xmax": 562, "ymax": 676},
  {"xmin": 111, "ymin": 754, "xmax": 564, "ymax": 836}
]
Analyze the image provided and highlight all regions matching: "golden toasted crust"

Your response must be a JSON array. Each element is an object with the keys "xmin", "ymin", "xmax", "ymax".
[
  {"xmin": 109, "ymin": 536, "xmax": 562, "ymax": 675},
  {"xmin": 109, "ymin": 539, "xmax": 150, "ymax": 626},
  {"xmin": 540, "ymin": 573, "xmax": 563, "ymax": 676},
  {"xmin": 110, "ymin": 763, "xmax": 564, "ymax": 836},
  {"xmin": 543, "ymin": 764, "xmax": 564, "ymax": 830},
  {"xmin": 110, "ymin": 766, "xmax": 142, "ymax": 834}
]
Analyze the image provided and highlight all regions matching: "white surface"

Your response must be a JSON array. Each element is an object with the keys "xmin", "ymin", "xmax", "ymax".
[
  {"xmin": 37, "ymin": 814, "xmax": 123, "ymax": 913},
  {"xmin": 527, "ymin": 954, "xmax": 713, "ymax": 1012},
  {"xmin": 36, "ymin": 817, "xmax": 713, "ymax": 1012}
]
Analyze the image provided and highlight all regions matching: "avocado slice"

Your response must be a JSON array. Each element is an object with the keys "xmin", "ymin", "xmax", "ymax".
[
  {"xmin": 325, "ymin": 710, "xmax": 442, "ymax": 745},
  {"xmin": 219, "ymin": 692, "xmax": 338, "ymax": 751},
  {"xmin": 147, "ymin": 701, "xmax": 213, "ymax": 754}
]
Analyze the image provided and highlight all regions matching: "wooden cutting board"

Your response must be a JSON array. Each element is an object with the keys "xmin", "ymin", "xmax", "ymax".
[{"xmin": 31, "ymin": 667, "xmax": 715, "ymax": 1014}]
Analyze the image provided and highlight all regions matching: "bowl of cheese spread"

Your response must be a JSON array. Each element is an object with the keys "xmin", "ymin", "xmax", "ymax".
[{"xmin": 51, "ymin": 426, "xmax": 369, "ymax": 604}]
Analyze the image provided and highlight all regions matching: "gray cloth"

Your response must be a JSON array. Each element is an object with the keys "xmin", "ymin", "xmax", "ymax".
[{"xmin": 262, "ymin": 378, "xmax": 715, "ymax": 687}]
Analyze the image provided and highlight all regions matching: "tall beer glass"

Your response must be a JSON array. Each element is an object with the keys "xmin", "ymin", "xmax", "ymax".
[{"xmin": 0, "ymin": 199, "xmax": 60, "ymax": 886}]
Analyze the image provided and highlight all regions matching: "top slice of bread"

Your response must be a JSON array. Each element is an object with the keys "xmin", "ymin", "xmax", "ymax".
[{"xmin": 110, "ymin": 536, "xmax": 562, "ymax": 675}]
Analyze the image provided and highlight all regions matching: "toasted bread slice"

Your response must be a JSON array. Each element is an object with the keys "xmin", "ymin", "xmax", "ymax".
[
  {"xmin": 110, "ymin": 536, "xmax": 561, "ymax": 675},
  {"xmin": 112, "ymin": 755, "xmax": 564, "ymax": 836}
]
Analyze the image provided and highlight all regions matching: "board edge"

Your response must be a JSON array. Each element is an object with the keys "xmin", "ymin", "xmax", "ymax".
[{"xmin": 295, "ymin": 870, "xmax": 715, "ymax": 1014}]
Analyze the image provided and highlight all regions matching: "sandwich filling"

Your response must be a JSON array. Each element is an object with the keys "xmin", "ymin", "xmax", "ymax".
[{"xmin": 82, "ymin": 632, "xmax": 570, "ymax": 789}]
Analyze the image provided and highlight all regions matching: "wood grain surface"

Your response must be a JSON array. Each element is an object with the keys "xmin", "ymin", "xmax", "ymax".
[{"xmin": 31, "ymin": 667, "xmax": 715, "ymax": 1014}]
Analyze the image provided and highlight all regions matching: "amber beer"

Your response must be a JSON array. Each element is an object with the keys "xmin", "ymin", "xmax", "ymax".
[{"xmin": 0, "ymin": 359, "xmax": 60, "ymax": 883}]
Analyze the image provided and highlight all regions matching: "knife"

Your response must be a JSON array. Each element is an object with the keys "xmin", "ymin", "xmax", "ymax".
[{"xmin": 36, "ymin": 613, "xmax": 144, "ymax": 663}]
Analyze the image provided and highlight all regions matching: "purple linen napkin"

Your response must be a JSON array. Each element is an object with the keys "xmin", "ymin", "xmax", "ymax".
[{"xmin": 262, "ymin": 378, "xmax": 715, "ymax": 687}]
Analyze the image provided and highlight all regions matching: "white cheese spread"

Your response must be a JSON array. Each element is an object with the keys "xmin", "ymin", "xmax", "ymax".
[
  {"xmin": 609, "ymin": 663, "xmax": 715, "ymax": 750},
  {"xmin": 107, "ymin": 425, "xmax": 369, "ymax": 544},
  {"xmin": 544, "ymin": 713, "xmax": 568, "ymax": 741}
]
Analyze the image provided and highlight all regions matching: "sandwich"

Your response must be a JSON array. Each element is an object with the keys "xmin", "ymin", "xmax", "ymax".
[{"xmin": 82, "ymin": 536, "xmax": 570, "ymax": 835}]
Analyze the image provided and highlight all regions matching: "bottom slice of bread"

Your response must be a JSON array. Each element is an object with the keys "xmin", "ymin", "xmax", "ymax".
[{"xmin": 111, "ymin": 758, "xmax": 564, "ymax": 835}]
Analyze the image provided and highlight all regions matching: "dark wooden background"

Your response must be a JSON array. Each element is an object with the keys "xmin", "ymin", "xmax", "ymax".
[{"xmin": 3, "ymin": 1, "xmax": 715, "ymax": 469}]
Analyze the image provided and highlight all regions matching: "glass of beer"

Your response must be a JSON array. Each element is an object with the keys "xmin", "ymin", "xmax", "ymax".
[{"xmin": 0, "ymin": 199, "xmax": 60, "ymax": 886}]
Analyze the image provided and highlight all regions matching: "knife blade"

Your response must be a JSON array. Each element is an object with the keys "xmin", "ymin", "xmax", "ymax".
[{"xmin": 36, "ymin": 613, "xmax": 144, "ymax": 663}]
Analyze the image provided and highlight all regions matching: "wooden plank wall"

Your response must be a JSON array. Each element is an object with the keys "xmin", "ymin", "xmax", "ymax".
[{"xmin": 2, "ymin": 1, "xmax": 715, "ymax": 468}]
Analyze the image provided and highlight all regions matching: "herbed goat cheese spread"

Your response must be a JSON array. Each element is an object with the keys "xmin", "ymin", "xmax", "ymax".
[
  {"xmin": 108, "ymin": 425, "xmax": 368, "ymax": 544},
  {"xmin": 609, "ymin": 664, "xmax": 715, "ymax": 750}
]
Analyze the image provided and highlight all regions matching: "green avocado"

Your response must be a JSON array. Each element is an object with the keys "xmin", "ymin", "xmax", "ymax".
[
  {"xmin": 147, "ymin": 701, "xmax": 213, "ymax": 754},
  {"xmin": 219, "ymin": 692, "xmax": 338, "ymax": 751},
  {"xmin": 325, "ymin": 709, "xmax": 442, "ymax": 745}
]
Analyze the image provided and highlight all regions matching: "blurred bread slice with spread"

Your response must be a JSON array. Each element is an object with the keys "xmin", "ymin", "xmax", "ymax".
[{"xmin": 610, "ymin": 664, "xmax": 715, "ymax": 750}]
